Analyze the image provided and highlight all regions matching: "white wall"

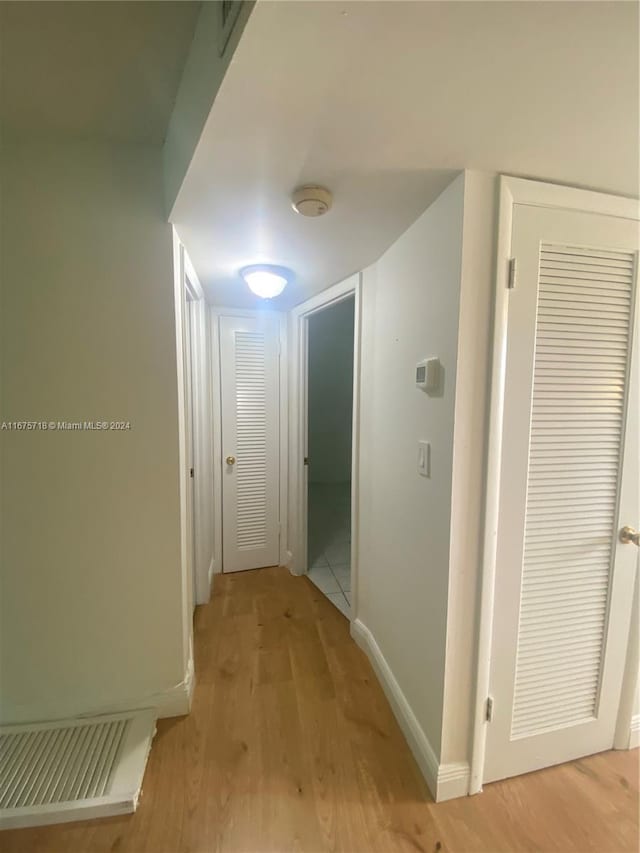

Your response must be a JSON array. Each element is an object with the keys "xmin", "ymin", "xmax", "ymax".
[
  {"xmin": 308, "ymin": 297, "xmax": 355, "ymax": 484},
  {"xmin": 357, "ymin": 174, "xmax": 465, "ymax": 759},
  {"xmin": 0, "ymin": 139, "xmax": 189, "ymax": 723}
]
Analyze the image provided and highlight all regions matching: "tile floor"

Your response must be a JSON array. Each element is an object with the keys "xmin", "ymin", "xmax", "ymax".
[{"xmin": 307, "ymin": 481, "xmax": 351, "ymax": 619}]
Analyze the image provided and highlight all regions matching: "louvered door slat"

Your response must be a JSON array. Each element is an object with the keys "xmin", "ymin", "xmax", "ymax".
[
  {"xmin": 234, "ymin": 330, "xmax": 268, "ymax": 551},
  {"xmin": 510, "ymin": 243, "xmax": 634, "ymax": 739},
  {"xmin": 220, "ymin": 315, "xmax": 280, "ymax": 572}
]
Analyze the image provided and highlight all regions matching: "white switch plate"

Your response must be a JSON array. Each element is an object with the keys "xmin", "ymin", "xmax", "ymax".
[
  {"xmin": 418, "ymin": 441, "xmax": 431, "ymax": 478},
  {"xmin": 416, "ymin": 357, "xmax": 441, "ymax": 394}
]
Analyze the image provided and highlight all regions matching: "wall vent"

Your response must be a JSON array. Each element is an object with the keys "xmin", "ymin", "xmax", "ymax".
[
  {"xmin": 0, "ymin": 710, "xmax": 156, "ymax": 830},
  {"xmin": 219, "ymin": 0, "xmax": 245, "ymax": 56}
]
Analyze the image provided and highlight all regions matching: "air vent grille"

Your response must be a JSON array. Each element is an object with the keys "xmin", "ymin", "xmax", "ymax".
[
  {"xmin": 1, "ymin": 718, "xmax": 128, "ymax": 808},
  {"xmin": 0, "ymin": 711, "xmax": 156, "ymax": 830}
]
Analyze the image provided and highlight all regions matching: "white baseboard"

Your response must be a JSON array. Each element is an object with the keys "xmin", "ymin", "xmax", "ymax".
[
  {"xmin": 350, "ymin": 619, "xmax": 438, "ymax": 798},
  {"xmin": 437, "ymin": 761, "xmax": 471, "ymax": 800},
  {"xmin": 212, "ymin": 548, "xmax": 223, "ymax": 575},
  {"xmin": 630, "ymin": 714, "xmax": 640, "ymax": 749},
  {"xmin": 195, "ymin": 555, "xmax": 216, "ymax": 605},
  {"xmin": 350, "ymin": 618, "xmax": 470, "ymax": 802},
  {"xmin": 284, "ymin": 550, "xmax": 301, "ymax": 575}
]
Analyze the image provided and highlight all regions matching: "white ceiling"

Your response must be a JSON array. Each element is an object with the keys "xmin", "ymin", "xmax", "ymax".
[
  {"xmin": 0, "ymin": 1, "xmax": 201, "ymax": 144},
  {"xmin": 172, "ymin": 0, "xmax": 639, "ymax": 309}
]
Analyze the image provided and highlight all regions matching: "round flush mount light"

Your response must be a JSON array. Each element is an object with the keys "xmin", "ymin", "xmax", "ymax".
[
  {"xmin": 240, "ymin": 264, "xmax": 293, "ymax": 299},
  {"xmin": 291, "ymin": 185, "xmax": 333, "ymax": 217}
]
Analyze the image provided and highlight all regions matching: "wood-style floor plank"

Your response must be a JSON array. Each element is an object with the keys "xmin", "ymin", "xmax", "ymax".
[{"xmin": 2, "ymin": 566, "xmax": 638, "ymax": 853}]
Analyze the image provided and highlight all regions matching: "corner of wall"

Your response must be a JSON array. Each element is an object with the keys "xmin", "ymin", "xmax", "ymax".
[
  {"xmin": 440, "ymin": 171, "xmax": 499, "ymax": 768},
  {"xmin": 147, "ymin": 638, "xmax": 195, "ymax": 720}
]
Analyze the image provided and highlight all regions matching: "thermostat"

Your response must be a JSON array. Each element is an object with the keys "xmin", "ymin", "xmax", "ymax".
[{"xmin": 416, "ymin": 357, "xmax": 441, "ymax": 394}]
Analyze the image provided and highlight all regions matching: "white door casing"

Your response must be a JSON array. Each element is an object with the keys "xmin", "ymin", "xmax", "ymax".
[
  {"xmin": 287, "ymin": 273, "xmax": 361, "ymax": 585},
  {"xmin": 184, "ymin": 299, "xmax": 197, "ymax": 609},
  {"xmin": 220, "ymin": 313, "xmax": 280, "ymax": 572},
  {"xmin": 485, "ymin": 202, "xmax": 639, "ymax": 783}
]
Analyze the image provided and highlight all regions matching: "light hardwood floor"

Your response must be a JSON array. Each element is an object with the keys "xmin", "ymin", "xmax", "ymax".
[{"xmin": 2, "ymin": 566, "xmax": 638, "ymax": 853}]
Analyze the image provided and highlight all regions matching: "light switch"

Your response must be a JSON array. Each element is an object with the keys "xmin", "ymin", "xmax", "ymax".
[{"xmin": 418, "ymin": 441, "xmax": 431, "ymax": 478}]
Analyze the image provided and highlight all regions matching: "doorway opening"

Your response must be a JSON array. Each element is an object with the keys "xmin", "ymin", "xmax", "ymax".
[{"xmin": 305, "ymin": 296, "xmax": 355, "ymax": 617}]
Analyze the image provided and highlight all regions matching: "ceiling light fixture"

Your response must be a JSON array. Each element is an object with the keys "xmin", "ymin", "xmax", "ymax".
[{"xmin": 240, "ymin": 264, "xmax": 292, "ymax": 299}]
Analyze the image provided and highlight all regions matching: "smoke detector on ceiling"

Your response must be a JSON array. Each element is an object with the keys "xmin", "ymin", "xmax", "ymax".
[{"xmin": 291, "ymin": 185, "xmax": 333, "ymax": 217}]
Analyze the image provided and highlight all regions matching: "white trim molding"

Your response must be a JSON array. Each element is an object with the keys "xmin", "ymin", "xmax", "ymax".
[
  {"xmin": 171, "ymin": 229, "xmax": 195, "ymax": 692},
  {"xmin": 614, "ymin": 575, "xmax": 639, "ymax": 751},
  {"xmin": 278, "ymin": 312, "xmax": 290, "ymax": 569},
  {"xmin": 209, "ymin": 306, "xmax": 223, "ymax": 575},
  {"xmin": 471, "ymin": 176, "xmax": 640, "ymax": 795},
  {"xmin": 437, "ymin": 762, "xmax": 471, "ymax": 801},
  {"xmin": 190, "ymin": 296, "xmax": 216, "ymax": 605},
  {"xmin": 350, "ymin": 619, "xmax": 438, "ymax": 797},
  {"xmin": 351, "ymin": 619, "xmax": 470, "ymax": 802}
]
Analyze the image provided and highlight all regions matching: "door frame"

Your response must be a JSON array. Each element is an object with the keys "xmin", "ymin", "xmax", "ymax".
[
  {"xmin": 209, "ymin": 307, "xmax": 288, "ymax": 572},
  {"xmin": 183, "ymin": 253, "xmax": 216, "ymax": 605},
  {"xmin": 288, "ymin": 273, "xmax": 362, "ymax": 620},
  {"xmin": 470, "ymin": 176, "xmax": 640, "ymax": 794},
  {"xmin": 175, "ymin": 237, "xmax": 211, "ymax": 610},
  {"xmin": 171, "ymin": 230, "xmax": 194, "ymax": 695}
]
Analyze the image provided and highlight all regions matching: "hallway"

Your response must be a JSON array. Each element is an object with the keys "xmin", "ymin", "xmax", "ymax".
[{"xmin": 4, "ymin": 567, "xmax": 638, "ymax": 853}]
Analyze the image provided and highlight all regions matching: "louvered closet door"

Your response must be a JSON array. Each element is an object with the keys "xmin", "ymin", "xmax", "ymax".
[
  {"xmin": 485, "ymin": 203, "xmax": 639, "ymax": 783},
  {"xmin": 219, "ymin": 314, "xmax": 280, "ymax": 572}
]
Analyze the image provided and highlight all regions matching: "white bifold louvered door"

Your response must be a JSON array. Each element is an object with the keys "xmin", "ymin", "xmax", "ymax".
[
  {"xmin": 485, "ymin": 203, "xmax": 639, "ymax": 783},
  {"xmin": 220, "ymin": 314, "xmax": 280, "ymax": 572}
]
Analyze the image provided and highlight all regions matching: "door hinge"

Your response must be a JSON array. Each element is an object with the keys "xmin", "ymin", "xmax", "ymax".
[
  {"xmin": 303, "ymin": 456, "xmax": 309, "ymax": 466},
  {"xmin": 189, "ymin": 467, "xmax": 194, "ymax": 478},
  {"xmin": 485, "ymin": 696, "xmax": 494, "ymax": 722},
  {"xmin": 507, "ymin": 257, "xmax": 517, "ymax": 290}
]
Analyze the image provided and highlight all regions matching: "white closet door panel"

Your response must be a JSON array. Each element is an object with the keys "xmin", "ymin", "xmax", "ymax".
[
  {"xmin": 486, "ymin": 203, "xmax": 638, "ymax": 783},
  {"xmin": 220, "ymin": 314, "xmax": 280, "ymax": 573}
]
